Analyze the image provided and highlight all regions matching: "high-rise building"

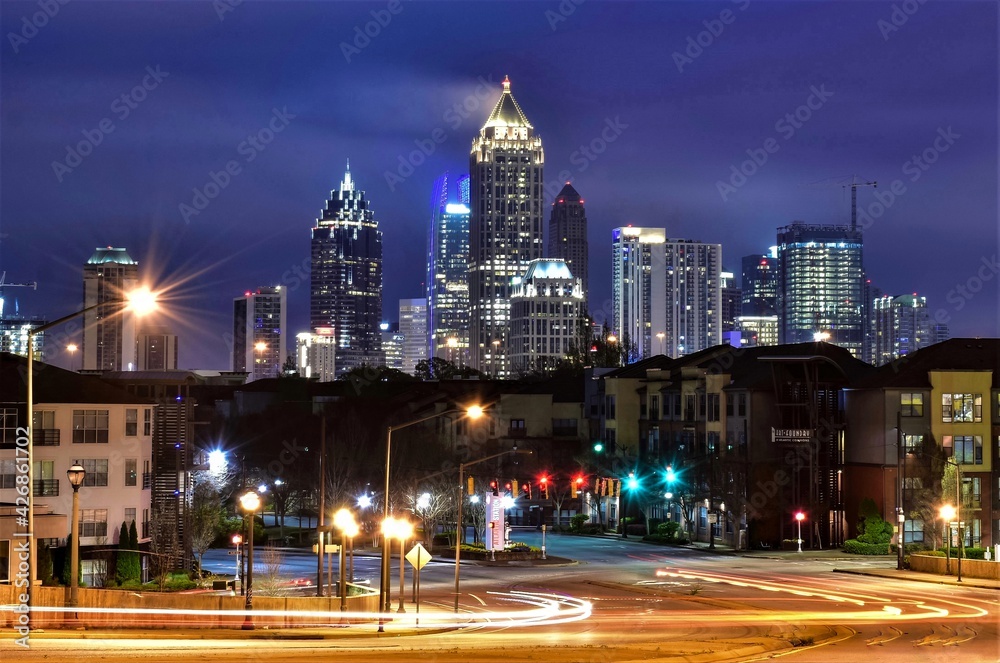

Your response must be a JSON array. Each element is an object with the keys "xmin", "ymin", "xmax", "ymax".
[
  {"xmin": 82, "ymin": 247, "xmax": 139, "ymax": 371},
  {"xmin": 612, "ymin": 227, "xmax": 667, "ymax": 359},
  {"xmin": 469, "ymin": 77, "xmax": 544, "ymax": 378},
  {"xmin": 136, "ymin": 326, "xmax": 178, "ymax": 370},
  {"xmin": 547, "ymin": 182, "xmax": 589, "ymax": 309},
  {"xmin": 399, "ymin": 298, "xmax": 428, "ymax": 375},
  {"xmin": 870, "ymin": 293, "xmax": 945, "ymax": 366},
  {"xmin": 733, "ymin": 315, "xmax": 779, "ymax": 347},
  {"xmin": 311, "ymin": 163, "xmax": 384, "ymax": 377},
  {"xmin": 233, "ymin": 286, "xmax": 286, "ymax": 381},
  {"xmin": 776, "ymin": 222, "xmax": 864, "ymax": 357},
  {"xmin": 720, "ymin": 270, "xmax": 741, "ymax": 332},
  {"xmin": 380, "ymin": 322, "xmax": 404, "ymax": 372},
  {"xmin": 663, "ymin": 239, "xmax": 722, "ymax": 357},
  {"xmin": 296, "ymin": 329, "xmax": 337, "ymax": 381},
  {"xmin": 740, "ymin": 249, "xmax": 777, "ymax": 316},
  {"xmin": 0, "ymin": 316, "xmax": 46, "ymax": 360},
  {"xmin": 509, "ymin": 259, "xmax": 584, "ymax": 375},
  {"xmin": 427, "ymin": 172, "xmax": 471, "ymax": 366}
]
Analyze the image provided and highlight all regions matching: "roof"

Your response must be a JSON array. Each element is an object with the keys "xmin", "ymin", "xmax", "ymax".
[
  {"xmin": 726, "ymin": 342, "xmax": 873, "ymax": 389},
  {"xmin": 482, "ymin": 76, "xmax": 533, "ymax": 130},
  {"xmin": 602, "ymin": 354, "xmax": 674, "ymax": 379},
  {"xmin": 86, "ymin": 247, "xmax": 136, "ymax": 265},
  {"xmin": 554, "ymin": 183, "xmax": 581, "ymax": 203},
  {"xmin": 0, "ymin": 352, "xmax": 153, "ymax": 405},
  {"xmin": 521, "ymin": 259, "xmax": 574, "ymax": 281},
  {"xmin": 851, "ymin": 338, "xmax": 1000, "ymax": 389}
]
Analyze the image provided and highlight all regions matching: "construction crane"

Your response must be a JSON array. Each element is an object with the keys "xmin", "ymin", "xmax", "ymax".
[
  {"xmin": 0, "ymin": 271, "xmax": 38, "ymax": 318},
  {"xmin": 844, "ymin": 176, "xmax": 877, "ymax": 232}
]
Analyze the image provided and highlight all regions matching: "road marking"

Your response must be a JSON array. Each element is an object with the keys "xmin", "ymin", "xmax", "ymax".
[
  {"xmin": 866, "ymin": 626, "xmax": 902, "ymax": 645},
  {"xmin": 467, "ymin": 593, "xmax": 487, "ymax": 606}
]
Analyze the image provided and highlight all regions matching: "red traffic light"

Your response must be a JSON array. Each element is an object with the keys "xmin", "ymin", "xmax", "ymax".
[{"xmin": 574, "ymin": 476, "xmax": 584, "ymax": 485}]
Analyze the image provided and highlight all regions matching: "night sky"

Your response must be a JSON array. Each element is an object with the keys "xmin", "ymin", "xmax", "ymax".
[{"xmin": 1, "ymin": 1, "xmax": 996, "ymax": 370}]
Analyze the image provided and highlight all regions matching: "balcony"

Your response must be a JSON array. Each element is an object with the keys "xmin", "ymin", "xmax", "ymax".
[
  {"xmin": 33, "ymin": 479, "xmax": 60, "ymax": 497},
  {"xmin": 33, "ymin": 429, "xmax": 60, "ymax": 446},
  {"xmin": 142, "ymin": 472, "xmax": 151, "ymax": 489},
  {"xmin": 507, "ymin": 427, "xmax": 527, "ymax": 439}
]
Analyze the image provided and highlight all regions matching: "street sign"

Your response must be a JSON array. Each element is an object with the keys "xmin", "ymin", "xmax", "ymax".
[
  {"xmin": 708, "ymin": 514, "xmax": 718, "ymax": 524},
  {"xmin": 227, "ymin": 551, "xmax": 238, "ymax": 555},
  {"xmin": 312, "ymin": 544, "xmax": 340, "ymax": 554},
  {"xmin": 406, "ymin": 543, "xmax": 431, "ymax": 570}
]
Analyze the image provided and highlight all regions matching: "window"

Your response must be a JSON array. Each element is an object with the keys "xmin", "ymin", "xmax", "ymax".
[
  {"xmin": 650, "ymin": 396, "xmax": 660, "ymax": 421},
  {"xmin": 685, "ymin": 395, "xmax": 696, "ymax": 420},
  {"xmin": 32, "ymin": 410, "xmax": 55, "ymax": 429},
  {"xmin": 900, "ymin": 393, "xmax": 923, "ymax": 417},
  {"xmin": 707, "ymin": 395, "xmax": 720, "ymax": 422},
  {"xmin": 32, "ymin": 460, "xmax": 57, "ymax": 496},
  {"xmin": 143, "ymin": 408, "xmax": 152, "ymax": 436},
  {"xmin": 125, "ymin": 409, "xmax": 138, "ymax": 436},
  {"xmin": 725, "ymin": 396, "xmax": 734, "ymax": 417},
  {"xmin": 73, "ymin": 410, "xmax": 109, "ymax": 444},
  {"xmin": 962, "ymin": 477, "xmax": 982, "ymax": 508},
  {"xmin": 902, "ymin": 434, "xmax": 923, "ymax": 454},
  {"xmin": 953, "ymin": 436, "xmax": 983, "ymax": 465},
  {"xmin": 74, "ymin": 459, "xmax": 109, "ymax": 487},
  {"xmin": 738, "ymin": 393, "xmax": 746, "ymax": 417},
  {"xmin": 1, "ymin": 407, "xmax": 20, "ymax": 445},
  {"xmin": 510, "ymin": 419, "xmax": 525, "ymax": 430},
  {"xmin": 646, "ymin": 427, "xmax": 659, "ymax": 454},
  {"xmin": 125, "ymin": 459, "xmax": 137, "ymax": 486},
  {"xmin": 707, "ymin": 431, "xmax": 719, "ymax": 453},
  {"xmin": 964, "ymin": 518, "xmax": 981, "ymax": 548},
  {"xmin": 941, "ymin": 393, "xmax": 982, "ymax": 423},
  {"xmin": 605, "ymin": 396, "xmax": 616, "ymax": 420},
  {"xmin": 79, "ymin": 509, "xmax": 109, "ymax": 538},
  {"xmin": 0, "ymin": 459, "xmax": 16, "ymax": 489},
  {"xmin": 903, "ymin": 519, "xmax": 924, "ymax": 543},
  {"xmin": 124, "ymin": 508, "xmax": 136, "ymax": 526}
]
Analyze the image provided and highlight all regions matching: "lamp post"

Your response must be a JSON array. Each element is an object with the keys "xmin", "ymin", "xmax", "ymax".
[
  {"xmin": 381, "ymin": 405, "xmax": 486, "ymax": 623},
  {"xmin": 24, "ymin": 288, "xmax": 156, "ymax": 628},
  {"xmin": 66, "ymin": 464, "xmax": 86, "ymax": 610},
  {"xmin": 239, "ymin": 491, "xmax": 260, "ymax": 630},
  {"xmin": 940, "ymin": 504, "xmax": 955, "ymax": 576},
  {"xmin": 333, "ymin": 508, "xmax": 358, "ymax": 612},
  {"xmin": 455, "ymin": 448, "xmax": 532, "ymax": 613},
  {"xmin": 794, "ymin": 511, "xmax": 805, "ymax": 552},
  {"xmin": 396, "ymin": 519, "xmax": 413, "ymax": 613}
]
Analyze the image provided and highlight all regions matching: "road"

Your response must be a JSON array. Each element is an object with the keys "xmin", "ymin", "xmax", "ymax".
[{"xmin": 6, "ymin": 531, "xmax": 999, "ymax": 662}]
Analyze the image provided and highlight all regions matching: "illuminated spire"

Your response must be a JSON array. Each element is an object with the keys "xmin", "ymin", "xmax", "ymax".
[
  {"xmin": 482, "ymin": 75, "xmax": 532, "ymax": 130},
  {"xmin": 341, "ymin": 159, "xmax": 354, "ymax": 193}
]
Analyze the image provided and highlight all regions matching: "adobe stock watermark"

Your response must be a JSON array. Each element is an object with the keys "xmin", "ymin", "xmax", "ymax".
[
  {"xmin": 546, "ymin": 0, "xmax": 586, "ymax": 31},
  {"xmin": 877, "ymin": 0, "xmax": 929, "ymax": 41},
  {"xmin": 178, "ymin": 107, "xmax": 295, "ymax": 224},
  {"xmin": 7, "ymin": 0, "xmax": 71, "ymax": 54},
  {"xmin": 383, "ymin": 75, "xmax": 496, "ymax": 192},
  {"xmin": 340, "ymin": 0, "xmax": 407, "ymax": 63},
  {"xmin": 672, "ymin": 0, "xmax": 750, "ymax": 73},
  {"xmin": 716, "ymin": 84, "xmax": 833, "ymax": 201},
  {"xmin": 854, "ymin": 126, "xmax": 960, "ymax": 231},
  {"xmin": 213, "ymin": 0, "xmax": 243, "ymax": 22},
  {"xmin": 543, "ymin": 116, "xmax": 628, "ymax": 199},
  {"xmin": 51, "ymin": 66, "xmax": 170, "ymax": 183}
]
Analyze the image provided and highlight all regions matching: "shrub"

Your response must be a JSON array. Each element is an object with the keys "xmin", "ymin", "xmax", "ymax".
[
  {"xmin": 844, "ymin": 539, "xmax": 890, "ymax": 555},
  {"xmin": 657, "ymin": 522, "xmax": 681, "ymax": 538},
  {"xmin": 569, "ymin": 514, "xmax": 590, "ymax": 533}
]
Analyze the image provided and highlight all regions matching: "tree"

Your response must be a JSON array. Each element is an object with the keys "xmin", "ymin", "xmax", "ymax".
[
  {"xmin": 190, "ymin": 480, "xmax": 224, "ymax": 574},
  {"xmin": 407, "ymin": 486, "xmax": 454, "ymax": 552},
  {"xmin": 281, "ymin": 354, "xmax": 298, "ymax": 376},
  {"xmin": 414, "ymin": 357, "xmax": 482, "ymax": 381}
]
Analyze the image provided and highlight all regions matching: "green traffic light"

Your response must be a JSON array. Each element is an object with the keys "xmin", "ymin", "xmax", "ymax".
[{"xmin": 593, "ymin": 442, "xmax": 604, "ymax": 453}]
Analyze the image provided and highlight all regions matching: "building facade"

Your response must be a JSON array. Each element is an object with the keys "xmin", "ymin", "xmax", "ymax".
[
  {"xmin": 469, "ymin": 77, "xmax": 545, "ymax": 378},
  {"xmin": 232, "ymin": 286, "xmax": 286, "ymax": 381},
  {"xmin": 870, "ymin": 293, "xmax": 946, "ymax": 366},
  {"xmin": 399, "ymin": 298, "xmax": 428, "ymax": 376},
  {"xmin": 663, "ymin": 239, "xmax": 722, "ymax": 357},
  {"xmin": 612, "ymin": 227, "xmax": 667, "ymax": 359},
  {"xmin": 741, "ymin": 250, "xmax": 777, "ymax": 316},
  {"xmin": 776, "ymin": 223, "xmax": 864, "ymax": 357},
  {"xmin": 295, "ymin": 329, "xmax": 337, "ymax": 382},
  {"xmin": 720, "ymin": 270, "xmax": 741, "ymax": 333},
  {"xmin": 311, "ymin": 163, "xmax": 384, "ymax": 377},
  {"xmin": 82, "ymin": 247, "xmax": 139, "ymax": 371},
  {"xmin": 509, "ymin": 259, "xmax": 584, "ymax": 375},
  {"xmin": 427, "ymin": 173, "xmax": 471, "ymax": 366},
  {"xmin": 381, "ymin": 323, "xmax": 404, "ymax": 372},
  {"xmin": 733, "ymin": 315, "xmax": 779, "ymax": 347},
  {"xmin": 136, "ymin": 326, "xmax": 178, "ymax": 370},
  {"xmin": 547, "ymin": 182, "xmax": 588, "ymax": 310}
]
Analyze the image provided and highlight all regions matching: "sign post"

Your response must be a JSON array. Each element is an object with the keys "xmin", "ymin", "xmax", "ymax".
[{"xmin": 406, "ymin": 543, "xmax": 431, "ymax": 626}]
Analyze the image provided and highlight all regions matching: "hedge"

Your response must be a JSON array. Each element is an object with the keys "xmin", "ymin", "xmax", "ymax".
[
  {"xmin": 843, "ymin": 539, "xmax": 891, "ymax": 555},
  {"xmin": 919, "ymin": 546, "xmax": 989, "ymax": 559}
]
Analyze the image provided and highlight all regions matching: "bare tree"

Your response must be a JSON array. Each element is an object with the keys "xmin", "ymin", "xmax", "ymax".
[
  {"xmin": 148, "ymin": 510, "xmax": 179, "ymax": 590},
  {"xmin": 256, "ymin": 544, "xmax": 285, "ymax": 596},
  {"xmin": 190, "ymin": 479, "xmax": 223, "ymax": 574},
  {"xmin": 407, "ymin": 484, "xmax": 455, "ymax": 552}
]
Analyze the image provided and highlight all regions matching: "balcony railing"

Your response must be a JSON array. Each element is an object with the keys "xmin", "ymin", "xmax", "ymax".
[
  {"xmin": 33, "ymin": 479, "xmax": 59, "ymax": 497},
  {"xmin": 33, "ymin": 429, "xmax": 60, "ymax": 446},
  {"xmin": 142, "ymin": 472, "xmax": 151, "ymax": 489},
  {"xmin": 507, "ymin": 427, "xmax": 527, "ymax": 439}
]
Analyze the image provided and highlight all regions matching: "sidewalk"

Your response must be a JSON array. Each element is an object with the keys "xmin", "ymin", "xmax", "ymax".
[{"xmin": 834, "ymin": 566, "xmax": 1000, "ymax": 590}]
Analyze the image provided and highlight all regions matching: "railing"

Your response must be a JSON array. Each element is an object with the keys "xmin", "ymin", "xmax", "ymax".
[
  {"xmin": 142, "ymin": 472, "xmax": 151, "ymax": 489},
  {"xmin": 33, "ymin": 429, "xmax": 60, "ymax": 446},
  {"xmin": 506, "ymin": 428, "xmax": 526, "ymax": 439},
  {"xmin": 33, "ymin": 479, "xmax": 59, "ymax": 497}
]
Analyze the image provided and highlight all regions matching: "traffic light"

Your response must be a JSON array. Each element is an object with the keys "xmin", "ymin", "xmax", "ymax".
[
  {"xmin": 593, "ymin": 441, "xmax": 604, "ymax": 453},
  {"xmin": 467, "ymin": 476, "xmax": 475, "ymax": 495},
  {"xmin": 627, "ymin": 472, "xmax": 639, "ymax": 491},
  {"xmin": 523, "ymin": 482, "xmax": 532, "ymax": 499},
  {"xmin": 571, "ymin": 475, "xmax": 584, "ymax": 498},
  {"xmin": 489, "ymin": 480, "xmax": 498, "ymax": 495},
  {"xmin": 539, "ymin": 475, "xmax": 549, "ymax": 500},
  {"xmin": 511, "ymin": 479, "xmax": 519, "ymax": 496}
]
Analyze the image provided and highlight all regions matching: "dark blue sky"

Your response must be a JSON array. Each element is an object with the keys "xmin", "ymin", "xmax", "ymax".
[{"xmin": 1, "ymin": 1, "xmax": 996, "ymax": 369}]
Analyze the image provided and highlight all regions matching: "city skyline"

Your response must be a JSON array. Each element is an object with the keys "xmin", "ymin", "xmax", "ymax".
[{"xmin": 0, "ymin": 2, "xmax": 996, "ymax": 370}]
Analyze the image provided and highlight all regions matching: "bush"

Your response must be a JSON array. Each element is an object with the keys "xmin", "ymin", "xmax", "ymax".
[
  {"xmin": 657, "ymin": 521, "xmax": 681, "ymax": 538},
  {"xmin": 569, "ymin": 514, "xmax": 590, "ymax": 533},
  {"xmin": 844, "ymin": 539, "xmax": 890, "ymax": 555}
]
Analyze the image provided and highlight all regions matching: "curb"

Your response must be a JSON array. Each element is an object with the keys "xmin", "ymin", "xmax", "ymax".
[{"xmin": 833, "ymin": 567, "xmax": 1000, "ymax": 590}]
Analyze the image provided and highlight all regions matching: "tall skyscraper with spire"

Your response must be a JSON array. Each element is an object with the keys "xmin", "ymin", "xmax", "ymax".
[
  {"xmin": 547, "ymin": 182, "xmax": 588, "ymax": 310},
  {"xmin": 310, "ymin": 162, "xmax": 384, "ymax": 377},
  {"xmin": 469, "ymin": 76, "xmax": 544, "ymax": 377}
]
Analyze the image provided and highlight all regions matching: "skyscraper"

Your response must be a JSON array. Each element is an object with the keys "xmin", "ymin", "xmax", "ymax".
[
  {"xmin": 663, "ymin": 239, "xmax": 722, "ymax": 356},
  {"xmin": 509, "ymin": 259, "xmax": 584, "ymax": 375},
  {"xmin": 136, "ymin": 325, "xmax": 178, "ymax": 370},
  {"xmin": 612, "ymin": 227, "xmax": 666, "ymax": 359},
  {"xmin": 469, "ymin": 76, "xmax": 544, "ymax": 378},
  {"xmin": 740, "ymin": 249, "xmax": 777, "ymax": 316},
  {"xmin": 547, "ymin": 182, "xmax": 588, "ymax": 309},
  {"xmin": 82, "ymin": 247, "xmax": 139, "ymax": 371},
  {"xmin": 426, "ymin": 172, "xmax": 471, "ymax": 366},
  {"xmin": 233, "ymin": 286, "xmax": 286, "ymax": 381},
  {"xmin": 296, "ymin": 329, "xmax": 337, "ymax": 381},
  {"xmin": 871, "ymin": 293, "xmax": 944, "ymax": 366},
  {"xmin": 776, "ymin": 222, "xmax": 864, "ymax": 357},
  {"xmin": 399, "ymin": 298, "xmax": 428, "ymax": 375},
  {"xmin": 720, "ymin": 270, "xmax": 741, "ymax": 332},
  {"xmin": 310, "ymin": 163, "xmax": 384, "ymax": 377}
]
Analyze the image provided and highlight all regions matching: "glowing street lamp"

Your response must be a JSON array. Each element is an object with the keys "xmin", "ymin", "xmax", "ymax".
[
  {"xmin": 239, "ymin": 491, "xmax": 261, "ymax": 630},
  {"xmin": 794, "ymin": 511, "xmax": 805, "ymax": 553},
  {"xmin": 333, "ymin": 508, "xmax": 358, "ymax": 612},
  {"xmin": 66, "ymin": 464, "xmax": 86, "ymax": 610},
  {"xmin": 940, "ymin": 504, "xmax": 956, "ymax": 575}
]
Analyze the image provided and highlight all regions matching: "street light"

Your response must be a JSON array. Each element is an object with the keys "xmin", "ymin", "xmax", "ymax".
[
  {"xmin": 24, "ymin": 289, "xmax": 158, "ymax": 627},
  {"xmin": 939, "ymin": 503, "xmax": 955, "ymax": 575},
  {"xmin": 239, "ymin": 490, "xmax": 261, "ymax": 630},
  {"xmin": 333, "ymin": 508, "xmax": 358, "ymax": 612},
  {"xmin": 794, "ymin": 511, "xmax": 805, "ymax": 553},
  {"xmin": 66, "ymin": 464, "xmax": 86, "ymax": 610},
  {"xmin": 395, "ymin": 519, "xmax": 413, "ymax": 613},
  {"xmin": 381, "ymin": 404, "xmax": 487, "ymax": 621}
]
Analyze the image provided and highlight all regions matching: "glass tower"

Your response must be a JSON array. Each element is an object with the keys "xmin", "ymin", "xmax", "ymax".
[{"xmin": 426, "ymin": 172, "xmax": 471, "ymax": 366}]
